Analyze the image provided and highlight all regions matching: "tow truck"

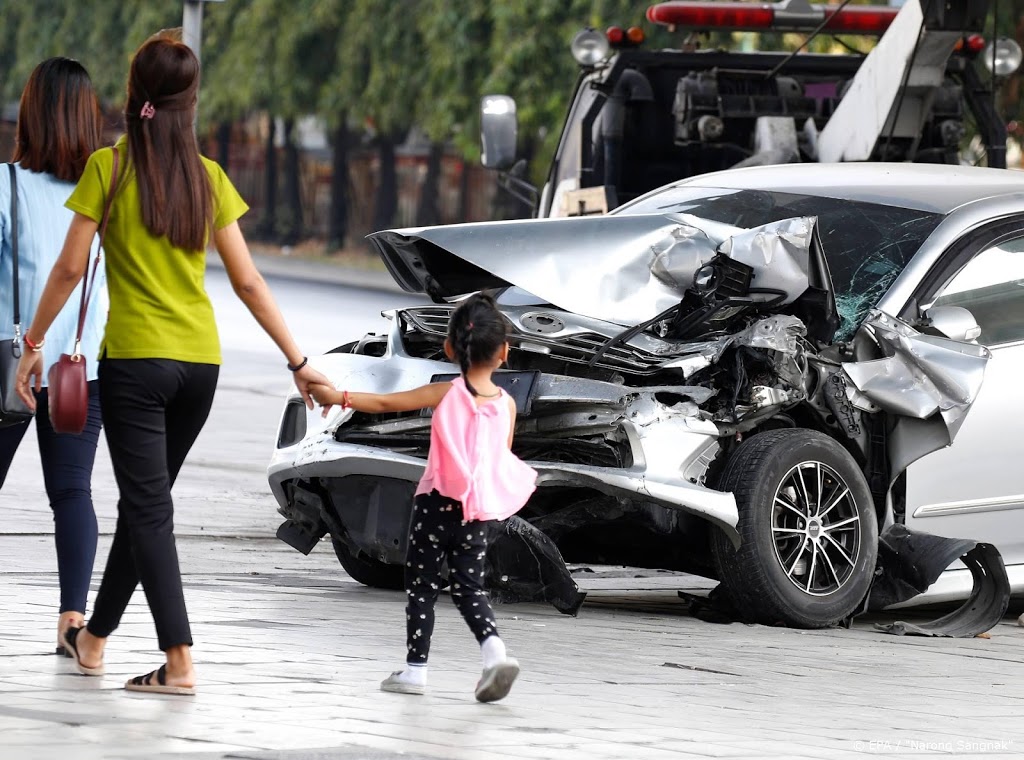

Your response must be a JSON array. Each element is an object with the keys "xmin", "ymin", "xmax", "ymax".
[{"xmin": 480, "ymin": 0, "xmax": 1020, "ymax": 218}]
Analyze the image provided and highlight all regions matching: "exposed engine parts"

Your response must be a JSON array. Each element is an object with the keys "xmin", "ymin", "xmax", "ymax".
[{"xmin": 371, "ymin": 214, "xmax": 988, "ymax": 481}]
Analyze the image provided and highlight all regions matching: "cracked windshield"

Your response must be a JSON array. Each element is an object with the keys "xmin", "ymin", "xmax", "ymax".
[{"xmin": 617, "ymin": 188, "xmax": 942, "ymax": 339}]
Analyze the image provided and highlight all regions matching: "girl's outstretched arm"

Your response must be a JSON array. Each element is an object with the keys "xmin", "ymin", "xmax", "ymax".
[{"xmin": 309, "ymin": 381, "xmax": 451, "ymax": 416}]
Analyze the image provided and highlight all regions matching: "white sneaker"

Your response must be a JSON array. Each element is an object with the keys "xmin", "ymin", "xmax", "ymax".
[
  {"xmin": 474, "ymin": 658, "xmax": 520, "ymax": 703},
  {"xmin": 380, "ymin": 671, "xmax": 426, "ymax": 695}
]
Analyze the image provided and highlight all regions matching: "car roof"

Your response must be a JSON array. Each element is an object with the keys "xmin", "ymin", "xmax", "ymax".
[{"xmin": 660, "ymin": 163, "xmax": 1024, "ymax": 215}]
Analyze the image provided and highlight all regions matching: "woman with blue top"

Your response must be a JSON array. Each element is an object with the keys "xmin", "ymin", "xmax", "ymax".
[{"xmin": 0, "ymin": 58, "xmax": 105, "ymax": 655}]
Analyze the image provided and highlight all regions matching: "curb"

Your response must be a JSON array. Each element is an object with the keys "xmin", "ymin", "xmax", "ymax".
[{"xmin": 207, "ymin": 251, "xmax": 405, "ymax": 294}]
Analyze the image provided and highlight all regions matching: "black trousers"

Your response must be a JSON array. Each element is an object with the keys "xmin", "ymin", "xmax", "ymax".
[
  {"xmin": 405, "ymin": 490, "xmax": 499, "ymax": 664},
  {"xmin": 87, "ymin": 359, "xmax": 218, "ymax": 651}
]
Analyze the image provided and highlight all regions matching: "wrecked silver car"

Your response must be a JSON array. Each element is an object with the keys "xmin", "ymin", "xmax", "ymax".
[{"xmin": 270, "ymin": 163, "xmax": 1024, "ymax": 629}]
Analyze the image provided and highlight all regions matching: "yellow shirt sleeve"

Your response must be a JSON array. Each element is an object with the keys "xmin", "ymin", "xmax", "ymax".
[{"xmin": 207, "ymin": 159, "xmax": 249, "ymax": 230}]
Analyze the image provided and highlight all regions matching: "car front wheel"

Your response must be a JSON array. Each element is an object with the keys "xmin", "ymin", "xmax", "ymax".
[
  {"xmin": 331, "ymin": 537, "xmax": 405, "ymax": 591},
  {"xmin": 711, "ymin": 429, "xmax": 878, "ymax": 628}
]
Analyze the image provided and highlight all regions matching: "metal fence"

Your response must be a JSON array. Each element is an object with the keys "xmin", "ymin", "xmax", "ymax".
[{"xmin": 1, "ymin": 118, "xmax": 503, "ymax": 247}]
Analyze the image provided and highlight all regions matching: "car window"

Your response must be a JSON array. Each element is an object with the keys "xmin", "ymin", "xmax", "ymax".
[
  {"xmin": 932, "ymin": 236, "xmax": 1024, "ymax": 346},
  {"xmin": 615, "ymin": 187, "xmax": 942, "ymax": 340}
]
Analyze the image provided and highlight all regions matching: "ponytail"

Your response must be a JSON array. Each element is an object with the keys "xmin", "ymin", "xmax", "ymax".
[
  {"xmin": 447, "ymin": 293, "xmax": 507, "ymax": 396},
  {"xmin": 455, "ymin": 327, "xmax": 477, "ymax": 396}
]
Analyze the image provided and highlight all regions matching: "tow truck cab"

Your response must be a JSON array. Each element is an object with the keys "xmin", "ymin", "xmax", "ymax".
[{"xmin": 481, "ymin": 0, "xmax": 1013, "ymax": 219}]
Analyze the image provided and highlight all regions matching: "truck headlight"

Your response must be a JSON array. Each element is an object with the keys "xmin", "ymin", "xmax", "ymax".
[
  {"xmin": 571, "ymin": 28, "xmax": 610, "ymax": 66},
  {"xmin": 983, "ymin": 38, "xmax": 1023, "ymax": 77}
]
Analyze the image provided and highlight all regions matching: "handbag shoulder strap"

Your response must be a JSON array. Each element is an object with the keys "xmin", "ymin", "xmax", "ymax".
[
  {"xmin": 72, "ymin": 148, "xmax": 120, "ymax": 355},
  {"xmin": 7, "ymin": 164, "xmax": 20, "ymax": 341}
]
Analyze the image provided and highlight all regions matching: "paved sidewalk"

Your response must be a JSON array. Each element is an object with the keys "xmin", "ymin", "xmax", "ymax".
[
  {"xmin": 3, "ymin": 298, "xmax": 1024, "ymax": 759},
  {"xmin": 3, "ymin": 535, "xmax": 1024, "ymax": 760}
]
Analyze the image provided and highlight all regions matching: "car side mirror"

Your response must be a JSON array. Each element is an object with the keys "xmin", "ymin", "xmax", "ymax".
[
  {"xmin": 480, "ymin": 95, "xmax": 518, "ymax": 170},
  {"xmin": 925, "ymin": 305, "xmax": 982, "ymax": 342}
]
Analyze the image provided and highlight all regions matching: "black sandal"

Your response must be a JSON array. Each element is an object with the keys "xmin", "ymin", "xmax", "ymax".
[
  {"xmin": 56, "ymin": 624, "xmax": 81, "ymax": 657},
  {"xmin": 62, "ymin": 627, "xmax": 104, "ymax": 676},
  {"xmin": 125, "ymin": 664, "xmax": 195, "ymax": 695}
]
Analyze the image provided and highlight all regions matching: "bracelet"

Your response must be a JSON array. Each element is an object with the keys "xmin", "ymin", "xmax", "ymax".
[
  {"xmin": 287, "ymin": 356, "xmax": 308, "ymax": 372},
  {"xmin": 341, "ymin": 390, "xmax": 352, "ymax": 410},
  {"xmin": 23, "ymin": 334, "xmax": 45, "ymax": 352}
]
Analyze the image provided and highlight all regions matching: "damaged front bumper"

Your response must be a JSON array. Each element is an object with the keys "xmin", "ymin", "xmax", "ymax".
[
  {"xmin": 269, "ymin": 354, "xmax": 742, "ymax": 545},
  {"xmin": 268, "ymin": 326, "xmax": 749, "ymax": 615}
]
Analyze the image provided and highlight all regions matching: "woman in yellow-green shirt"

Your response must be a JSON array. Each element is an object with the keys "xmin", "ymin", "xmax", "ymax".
[{"xmin": 15, "ymin": 32, "xmax": 329, "ymax": 695}]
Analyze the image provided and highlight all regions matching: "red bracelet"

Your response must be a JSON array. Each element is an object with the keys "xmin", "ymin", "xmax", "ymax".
[
  {"xmin": 23, "ymin": 334, "xmax": 45, "ymax": 352},
  {"xmin": 341, "ymin": 390, "xmax": 351, "ymax": 410}
]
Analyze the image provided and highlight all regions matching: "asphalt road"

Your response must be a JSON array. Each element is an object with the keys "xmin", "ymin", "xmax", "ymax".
[{"xmin": 3, "ymin": 271, "xmax": 1024, "ymax": 760}]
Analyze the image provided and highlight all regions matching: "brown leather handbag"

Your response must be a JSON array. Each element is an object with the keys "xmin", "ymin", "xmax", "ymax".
[{"xmin": 48, "ymin": 150, "xmax": 119, "ymax": 434}]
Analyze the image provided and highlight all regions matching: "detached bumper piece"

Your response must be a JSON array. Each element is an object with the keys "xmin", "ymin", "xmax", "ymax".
[
  {"xmin": 275, "ymin": 483, "xmax": 331, "ymax": 555},
  {"xmin": 276, "ymin": 519, "xmax": 324, "ymax": 555},
  {"xmin": 866, "ymin": 524, "xmax": 1010, "ymax": 637},
  {"xmin": 487, "ymin": 516, "xmax": 587, "ymax": 616}
]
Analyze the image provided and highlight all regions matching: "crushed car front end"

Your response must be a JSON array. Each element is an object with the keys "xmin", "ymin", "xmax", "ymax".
[
  {"xmin": 270, "ymin": 201, "xmax": 993, "ymax": 628},
  {"xmin": 268, "ymin": 299, "xmax": 753, "ymax": 607}
]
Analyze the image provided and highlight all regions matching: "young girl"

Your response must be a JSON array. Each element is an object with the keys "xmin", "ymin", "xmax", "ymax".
[
  {"xmin": 309, "ymin": 293, "xmax": 536, "ymax": 703},
  {"xmin": 16, "ymin": 31, "xmax": 329, "ymax": 695}
]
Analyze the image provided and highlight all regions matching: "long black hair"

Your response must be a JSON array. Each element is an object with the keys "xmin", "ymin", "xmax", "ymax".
[
  {"xmin": 447, "ymin": 293, "xmax": 508, "ymax": 396},
  {"xmin": 125, "ymin": 31, "xmax": 213, "ymax": 252}
]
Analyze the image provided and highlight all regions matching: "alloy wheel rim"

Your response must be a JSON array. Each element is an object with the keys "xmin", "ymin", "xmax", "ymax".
[{"xmin": 770, "ymin": 461, "xmax": 862, "ymax": 596}]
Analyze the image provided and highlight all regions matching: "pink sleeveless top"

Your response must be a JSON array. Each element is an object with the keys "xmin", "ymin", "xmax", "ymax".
[{"xmin": 415, "ymin": 377, "xmax": 537, "ymax": 522}]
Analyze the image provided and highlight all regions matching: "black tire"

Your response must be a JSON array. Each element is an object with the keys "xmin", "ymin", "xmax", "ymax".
[
  {"xmin": 711, "ymin": 429, "xmax": 878, "ymax": 628},
  {"xmin": 331, "ymin": 537, "xmax": 404, "ymax": 590}
]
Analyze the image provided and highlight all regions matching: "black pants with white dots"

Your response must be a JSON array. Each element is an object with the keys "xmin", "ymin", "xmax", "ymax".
[{"xmin": 405, "ymin": 490, "xmax": 498, "ymax": 664}]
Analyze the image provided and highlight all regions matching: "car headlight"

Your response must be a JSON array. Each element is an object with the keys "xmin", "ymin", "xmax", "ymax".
[{"xmin": 277, "ymin": 399, "xmax": 307, "ymax": 448}]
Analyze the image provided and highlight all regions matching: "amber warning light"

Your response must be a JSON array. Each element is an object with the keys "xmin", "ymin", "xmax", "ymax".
[
  {"xmin": 646, "ymin": 2, "xmax": 899, "ymax": 36},
  {"xmin": 607, "ymin": 25, "xmax": 646, "ymax": 47}
]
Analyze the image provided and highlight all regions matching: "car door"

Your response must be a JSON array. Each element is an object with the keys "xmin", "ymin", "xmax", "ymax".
[{"xmin": 903, "ymin": 231, "xmax": 1024, "ymax": 571}]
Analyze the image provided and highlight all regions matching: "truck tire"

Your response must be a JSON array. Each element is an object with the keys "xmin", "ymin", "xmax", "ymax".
[
  {"xmin": 331, "ymin": 537, "xmax": 405, "ymax": 591},
  {"xmin": 711, "ymin": 429, "xmax": 878, "ymax": 628}
]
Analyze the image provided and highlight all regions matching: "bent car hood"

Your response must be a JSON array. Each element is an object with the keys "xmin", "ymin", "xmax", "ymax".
[{"xmin": 367, "ymin": 214, "xmax": 820, "ymax": 327}]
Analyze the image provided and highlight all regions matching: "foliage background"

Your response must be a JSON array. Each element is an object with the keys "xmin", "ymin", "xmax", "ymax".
[{"xmin": 1, "ymin": 0, "xmax": 1021, "ymax": 248}]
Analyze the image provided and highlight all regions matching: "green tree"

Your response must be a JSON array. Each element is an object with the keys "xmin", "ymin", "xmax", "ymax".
[
  {"xmin": 2, "ymin": 1, "xmax": 184, "ymax": 112},
  {"xmin": 309, "ymin": 0, "xmax": 354, "ymax": 248},
  {"xmin": 0, "ymin": 1, "xmax": 26, "ymax": 104},
  {"xmin": 275, "ymin": 1, "xmax": 344, "ymax": 244},
  {"xmin": 203, "ymin": 0, "xmax": 283, "ymax": 239},
  {"xmin": 414, "ymin": 0, "xmax": 493, "ymax": 224},
  {"xmin": 331, "ymin": 0, "xmax": 426, "ymax": 232},
  {"xmin": 204, "ymin": 0, "xmax": 341, "ymax": 243}
]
